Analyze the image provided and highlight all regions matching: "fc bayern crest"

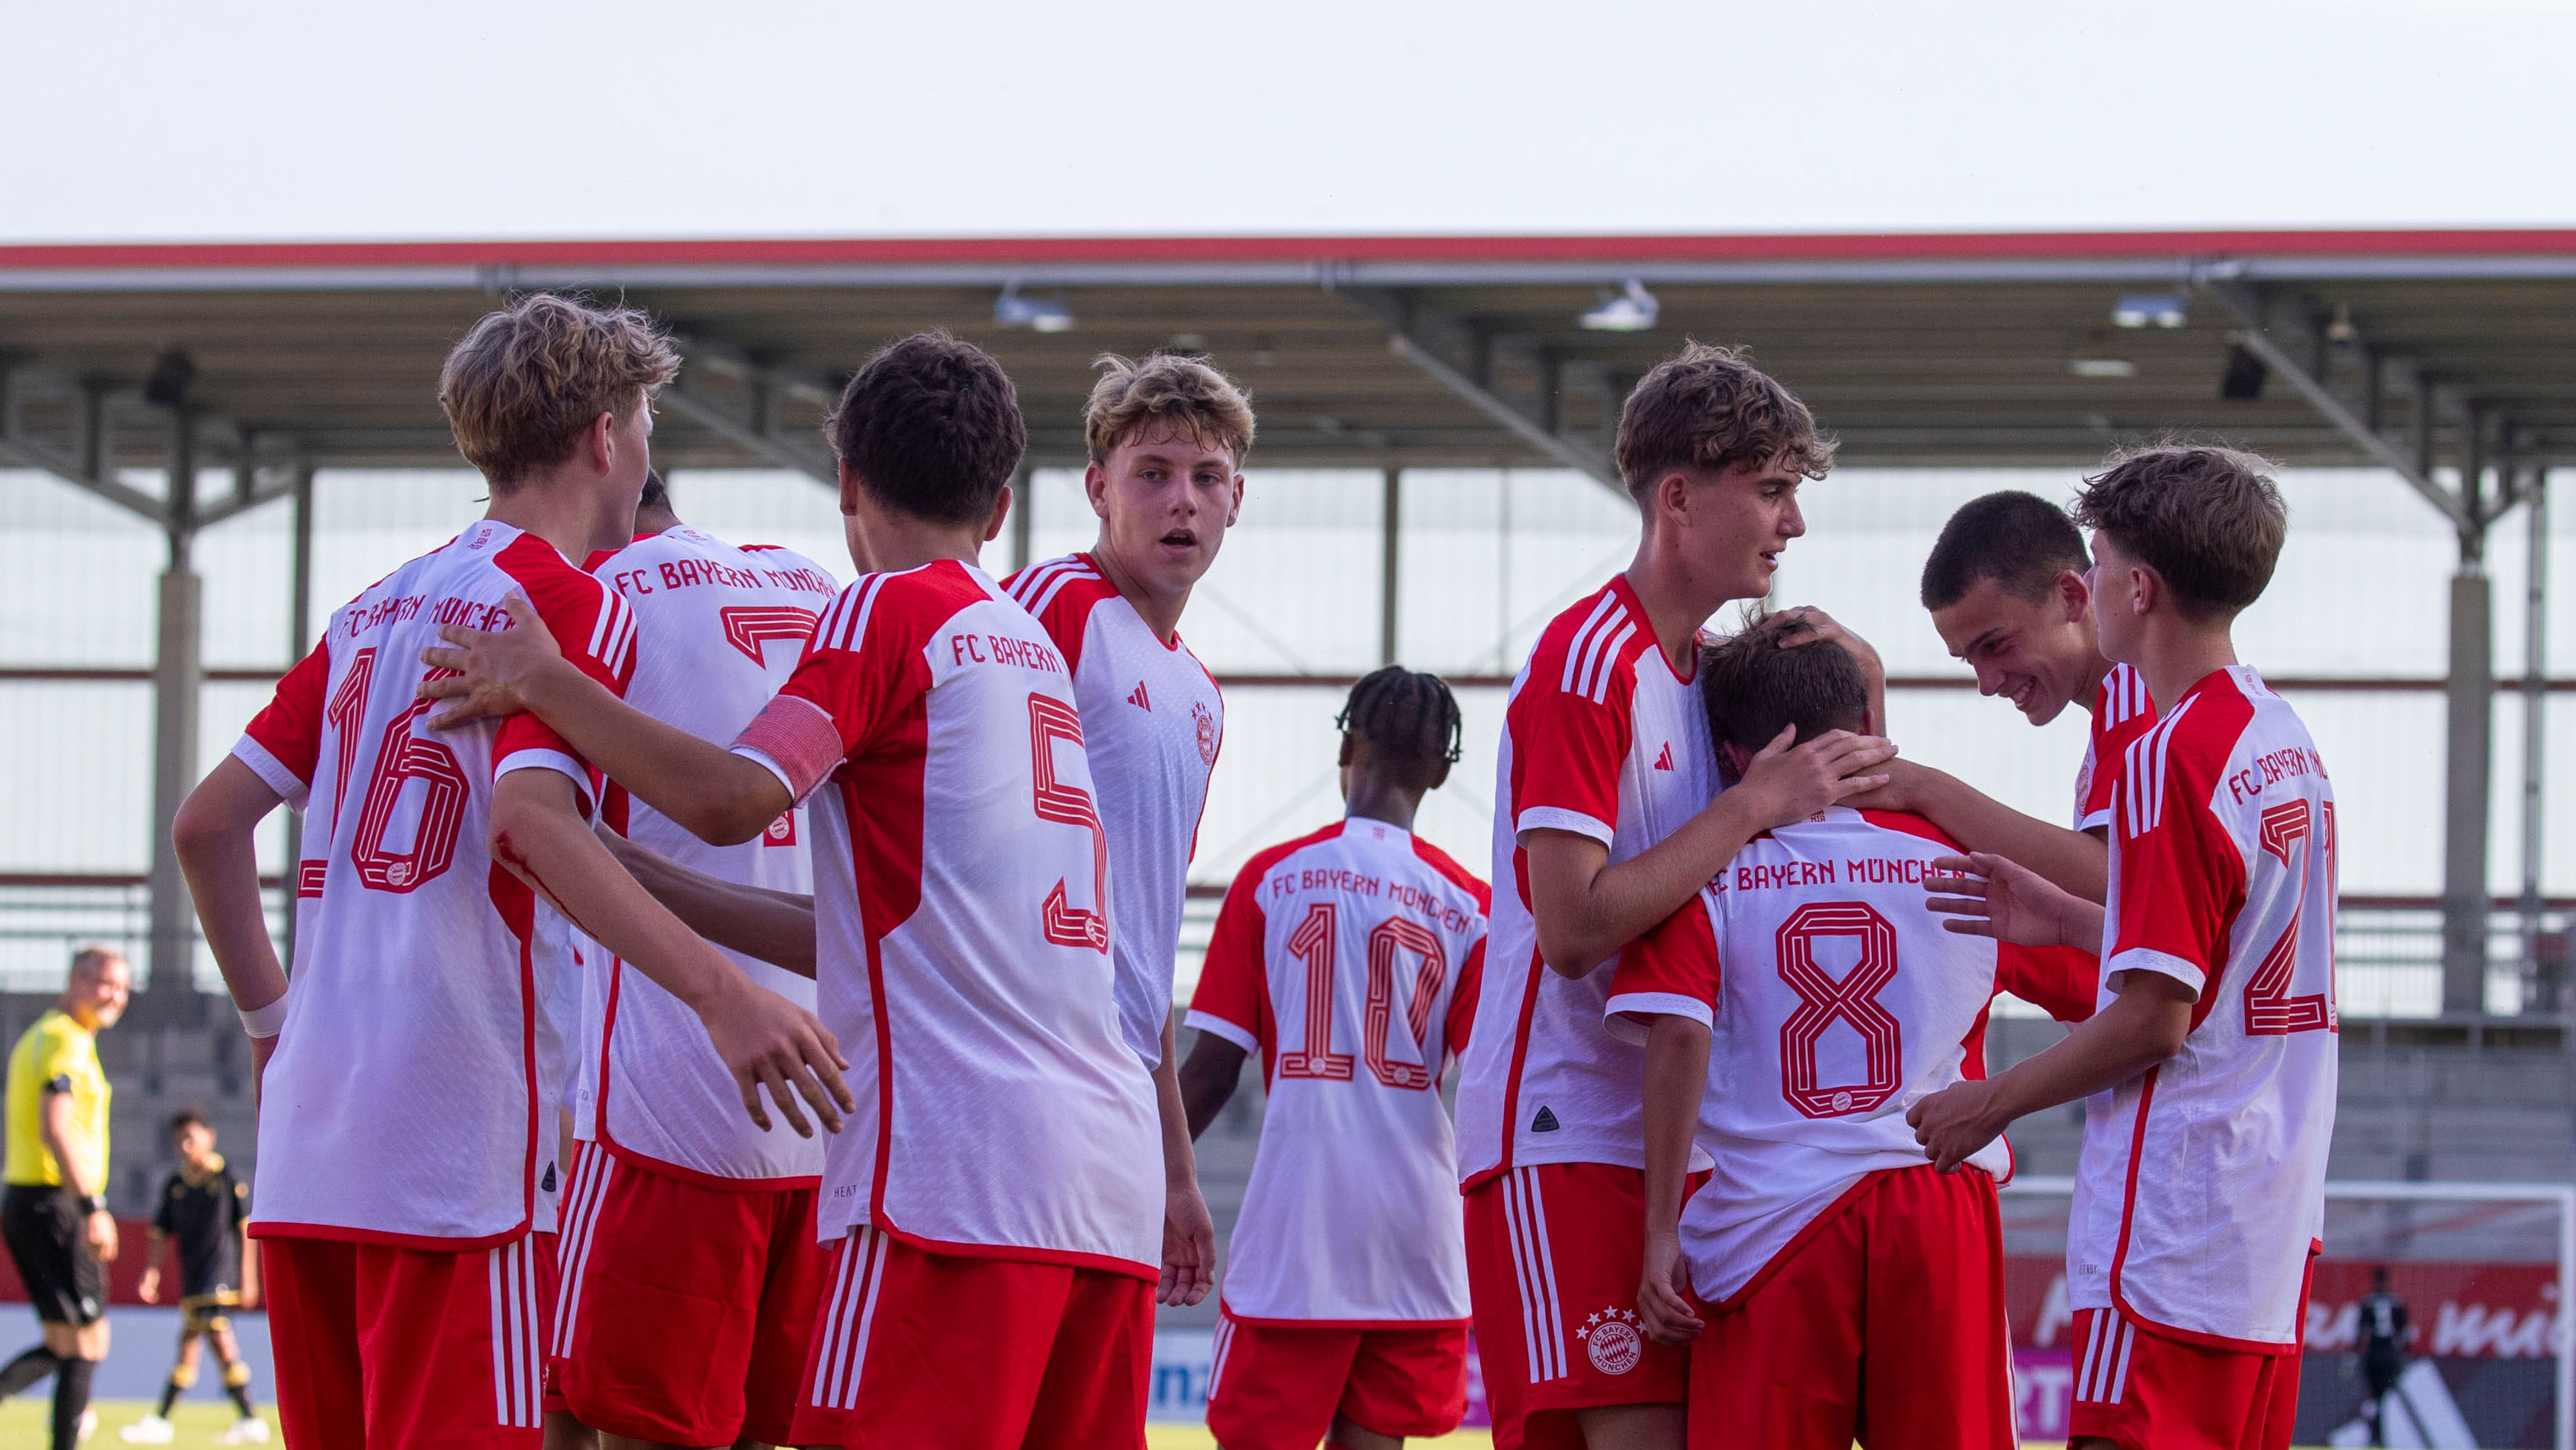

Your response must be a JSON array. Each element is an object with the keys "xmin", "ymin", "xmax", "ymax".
[
  {"xmin": 1577, "ymin": 1305, "xmax": 1643, "ymax": 1376},
  {"xmin": 1192, "ymin": 699, "xmax": 1219, "ymax": 766}
]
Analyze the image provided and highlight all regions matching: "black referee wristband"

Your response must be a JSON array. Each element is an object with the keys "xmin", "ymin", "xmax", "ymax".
[{"xmin": 77, "ymin": 1194, "xmax": 106, "ymax": 1216}]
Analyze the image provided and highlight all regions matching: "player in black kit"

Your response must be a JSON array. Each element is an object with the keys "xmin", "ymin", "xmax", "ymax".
[{"xmin": 118, "ymin": 1111, "xmax": 264, "ymax": 1445}]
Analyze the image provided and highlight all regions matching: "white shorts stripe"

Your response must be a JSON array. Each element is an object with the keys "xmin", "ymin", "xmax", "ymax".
[
  {"xmin": 1207, "ymin": 1315, "xmax": 1236, "ymax": 1403},
  {"xmin": 1499, "ymin": 1172, "xmax": 1548, "ymax": 1383},
  {"xmin": 2075, "ymin": 1309, "xmax": 2108, "ymax": 1402},
  {"xmin": 809, "ymin": 1231, "xmax": 865, "ymax": 1409},
  {"xmin": 1522, "ymin": 1168, "xmax": 1571, "ymax": 1380},
  {"xmin": 487, "ymin": 1238, "xmax": 541, "ymax": 1430},
  {"xmin": 823, "ymin": 1227, "xmax": 889, "ymax": 1411},
  {"xmin": 553, "ymin": 1149, "xmax": 616, "ymax": 1357},
  {"xmin": 2107, "ymin": 1318, "xmax": 2137, "ymax": 1405}
]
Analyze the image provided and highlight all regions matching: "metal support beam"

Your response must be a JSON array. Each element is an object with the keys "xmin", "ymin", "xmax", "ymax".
[
  {"xmin": 1, "ymin": 369, "xmax": 173, "ymax": 524},
  {"xmin": 1336, "ymin": 289, "xmax": 1621, "ymax": 492},
  {"xmin": 2522, "ymin": 466, "xmax": 2554, "ymax": 1011},
  {"xmin": 2206, "ymin": 287, "xmax": 2465, "ymax": 528},
  {"xmin": 282, "ymin": 464, "xmax": 315, "ymax": 975},
  {"xmin": 658, "ymin": 334, "xmax": 839, "ymax": 484},
  {"xmin": 2444, "ymin": 564, "xmax": 2496, "ymax": 1015},
  {"xmin": 1009, "ymin": 462, "xmax": 1033, "ymax": 573},
  {"xmin": 1380, "ymin": 466, "xmax": 1401, "ymax": 665},
  {"xmin": 145, "ymin": 406, "xmax": 201, "ymax": 1008}
]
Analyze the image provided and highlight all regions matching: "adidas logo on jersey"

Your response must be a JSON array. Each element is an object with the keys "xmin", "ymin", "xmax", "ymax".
[
  {"xmin": 1653, "ymin": 742, "xmax": 1674, "ymax": 771},
  {"xmin": 541, "ymin": 1163, "xmax": 555, "ymax": 1194},
  {"xmin": 1531, "ymin": 1106, "xmax": 1560, "ymax": 1133},
  {"xmin": 1128, "ymin": 681, "xmax": 1152, "ymax": 710}
]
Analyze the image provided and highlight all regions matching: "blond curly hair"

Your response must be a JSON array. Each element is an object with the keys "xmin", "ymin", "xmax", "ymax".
[
  {"xmin": 439, "ymin": 294, "xmax": 680, "ymax": 488},
  {"xmin": 1082, "ymin": 353, "xmax": 1255, "ymax": 466}
]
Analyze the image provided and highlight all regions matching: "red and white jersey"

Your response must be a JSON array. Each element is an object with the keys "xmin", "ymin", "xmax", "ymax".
[
  {"xmin": 728, "ymin": 560, "xmax": 1161, "ymax": 1276},
  {"xmin": 2067, "ymin": 665, "xmax": 2338, "ymax": 1352},
  {"xmin": 575, "ymin": 526, "xmax": 838, "ymax": 1186},
  {"xmin": 1004, "ymin": 553, "xmax": 1224, "ymax": 1067},
  {"xmin": 229, "ymin": 518, "xmax": 636, "ymax": 1248},
  {"xmin": 2073, "ymin": 663, "xmax": 2155, "ymax": 832},
  {"xmin": 1455, "ymin": 576, "xmax": 1719, "ymax": 1186},
  {"xmin": 1186, "ymin": 818, "xmax": 1489, "ymax": 1326},
  {"xmin": 1606, "ymin": 807, "xmax": 2096, "ymax": 1307}
]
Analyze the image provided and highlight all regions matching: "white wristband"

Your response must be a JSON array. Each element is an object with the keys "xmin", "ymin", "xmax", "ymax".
[{"xmin": 236, "ymin": 991, "xmax": 289, "ymax": 1039}]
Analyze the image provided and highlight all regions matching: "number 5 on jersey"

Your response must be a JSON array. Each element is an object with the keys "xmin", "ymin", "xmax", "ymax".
[{"xmin": 1027, "ymin": 693, "xmax": 1110, "ymax": 953}]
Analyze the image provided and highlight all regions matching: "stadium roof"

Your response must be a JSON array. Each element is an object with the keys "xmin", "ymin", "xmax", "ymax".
[{"xmin": 4, "ymin": 229, "xmax": 2573, "ymax": 529}]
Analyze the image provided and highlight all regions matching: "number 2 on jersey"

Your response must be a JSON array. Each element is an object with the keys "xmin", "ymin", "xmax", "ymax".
[
  {"xmin": 1775, "ymin": 901, "xmax": 1902, "ymax": 1118},
  {"xmin": 2243, "ymin": 799, "xmax": 2337, "ymax": 1035},
  {"xmin": 1279, "ymin": 902, "xmax": 1450, "ymax": 1090}
]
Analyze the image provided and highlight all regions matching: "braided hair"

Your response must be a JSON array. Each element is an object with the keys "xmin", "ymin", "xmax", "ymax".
[{"xmin": 1336, "ymin": 666, "xmax": 1464, "ymax": 789}]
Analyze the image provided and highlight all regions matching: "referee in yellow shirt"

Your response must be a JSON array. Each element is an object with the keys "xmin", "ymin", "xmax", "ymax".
[{"xmin": 0, "ymin": 946, "xmax": 131, "ymax": 1450}]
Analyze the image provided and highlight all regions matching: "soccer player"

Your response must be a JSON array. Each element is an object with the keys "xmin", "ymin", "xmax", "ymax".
[
  {"xmin": 171, "ymin": 294, "xmax": 849, "ymax": 1450},
  {"xmin": 1872, "ymin": 489, "xmax": 2160, "ymax": 902},
  {"xmin": 1004, "ymin": 352, "xmax": 1248, "ymax": 1307},
  {"xmin": 1907, "ymin": 446, "xmax": 2338, "ymax": 1450},
  {"xmin": 1454, "ymin": 343, "xmax": 1898, "ymax": 1450},
  {"xmin": 1607, "ymin": 615, "xmax": 2094, "ymax": 1450},
  {"xmin": 123, "ymin": 1111, "xmax": 265, "ymax": 1446},
  {"xmin": 1179, "ymin": 667, "xmax": 1490, "ymax": 1450},
  {"xmin": 0, "ymin": 945, "xmax": 129, "ymax": 1450},
  {"xmin": 416, "ymin": 332, "xmax": 1166, "ymax": 1449},
  {"xmin": 551, "ymin": 469, "xmax": 839, "ymax": 1450}
]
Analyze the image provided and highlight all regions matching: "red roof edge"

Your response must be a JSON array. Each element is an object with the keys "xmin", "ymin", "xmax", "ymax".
[{"xmin": 3, "ymin": 229, "xmax": 2574, "ymax": 272}]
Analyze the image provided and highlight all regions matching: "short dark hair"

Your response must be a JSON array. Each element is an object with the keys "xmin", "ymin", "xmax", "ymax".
[
  {"xmin": 1614, "ymin": 343, "xmax": 1834, "ymax": 503},
  {"xmin": 824, "ymin": 333, "xmax": 1027, "ymax": 525},
  {"xmin": 636, "ymin": 469, "xmax": 669, "ymax": 515},
  {"xmin": 1700, "ymin": 610, "xmax": 1869, "ymax": 756},
  {"xmin": 1919, "ymin": 491, "xmax": 2092, "ymax": 610},
  {"xmin": 168, "ymin": 1109, "xmax": 210, "ymax": 1138},
  {"xmin": 1337, "ymin": 667, "xmax": 1463, "ymax": 790},
  {"xmin": 2071, "ymin": 445, "xmax": 2286, "ymax": 622}
]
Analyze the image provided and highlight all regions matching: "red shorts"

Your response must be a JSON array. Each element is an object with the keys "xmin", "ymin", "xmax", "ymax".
[
  {"xmin": 1203, "ymin": 1310, "xmax": 1469, "ymax": 1450},
  {"xmin": 261, "ymin": 1231, "xmax": 551, "ymax": 1449},
  {"xmin": 553, "ymin": 1148, "xmax": 828, "ymax": 1447},
  {"xmin": 789, "ymin": 1226, "xmax": 1153, "ymax": 1450},
  {"xmin": 1687, "ymin": 1164, "xmax": 2014, "ymax": 1450},
  {"xmin": 1465, "ymin": 1162, "xmax": 1699, "ymax": 1450},
  {"xmin": 2067, "ymin": 1281, "xmax": 2311, "ymax": 1450}
]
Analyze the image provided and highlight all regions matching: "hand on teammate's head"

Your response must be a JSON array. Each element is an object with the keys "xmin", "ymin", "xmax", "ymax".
[
  {"xmin": 418, "ymin": 592, "xmax": 561, "ymax": 730},
  {"xmin": 1729, "ymin": 725, "xmax": 1896, "ymax": 828}
]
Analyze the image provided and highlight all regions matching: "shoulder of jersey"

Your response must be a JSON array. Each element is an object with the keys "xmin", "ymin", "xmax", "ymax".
[
  {"xmin": 808, "ymin": 560, "xmax": 981, "ymax": 653},
  {"xmin": 1003, "ymin": 554, "xmax": 1121, "ymax": 641},
  {"xmin": 1235, "ymin": 821, "xmax": 1352, "ymax": 886},
  {"xmin": 1530, "ymin": 584, "xmax": 1652, "ymax": 704},
  {"xmin": 1853, "ymin": 809, "xmax": 1965, "ymax": 854},
  {"xmin": 2116, "ymin": 675, "xmax": 2256, "ymax": 835},
  {"xmin": 493, "ymin": 533, "xmax": 636, "ymax": 673},
  {"xmin": 1407, "ymin": 835, "xmax": 1493, "ymax": 911},
  {"xmin": 2096, "ymin": 662, "xmax": 2153, "ymax": 730}
]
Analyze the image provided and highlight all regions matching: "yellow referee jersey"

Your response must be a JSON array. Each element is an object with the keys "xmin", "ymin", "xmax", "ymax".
[{"xmin": 5, "ymin": 1011, "xmax": 110, "ymax": 1190}]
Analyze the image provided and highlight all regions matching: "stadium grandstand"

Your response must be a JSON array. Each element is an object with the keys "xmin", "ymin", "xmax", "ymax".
[{"xmin": 4, "ymin": 228, "xmax": 2576, "ymax": 1444}]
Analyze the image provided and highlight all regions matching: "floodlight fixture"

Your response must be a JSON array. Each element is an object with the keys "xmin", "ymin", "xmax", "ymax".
[
  {"xmin": 2111, "ymin": 294, "xmax": 2188, "ymax": 329},
  {"xmin": 144, "ymin": 349, "xmax": 196, "ymax": 407},
  {"xmin": 2069, "ymin": 358, "xmax": 2138, "ymax": 378},
  {"xmin": 2327, "ymin": 302, "xmax": 2359, "ymax": 345},
  {"xmin": 994, "ymin": 283, "xmax": 1074, "ymax": 334},
  {"xmin": 2220, "ymin": 343, "xmax": 2270, "ymax": 401},
  {"xmin": 1580, "ymin": 280, "xmax": 1660, "ymax": 333}
]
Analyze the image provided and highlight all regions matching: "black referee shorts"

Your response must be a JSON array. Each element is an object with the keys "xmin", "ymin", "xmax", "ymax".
[{"xmin": 1, "ymin": 1184, "xmax": 105, "ymax": 1328}]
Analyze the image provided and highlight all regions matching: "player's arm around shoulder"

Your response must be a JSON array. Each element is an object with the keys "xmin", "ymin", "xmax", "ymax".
[
  {"xmin": 1527, "ymin": 725, "xmax": 1896, "ymax": 978},
  {"xmin": 1861, "ymin": 757, "xmax": 2109, "ymax": 902},
  {"xmin": 421, "ymin": 591, "xmax": 792, "ymax": 845}
]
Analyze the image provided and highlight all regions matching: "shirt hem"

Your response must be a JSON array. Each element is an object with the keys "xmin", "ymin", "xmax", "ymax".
[
  {"xmin": 834, "ymin": 1215, "xmax": 1159, "ymax": 1283},
  {"xmin": 230, "ymin": 736, "xmax": 309, "ymax": 810},
  {"xmin": 248, "ymin": 1217, "xmax": 532, "ymax": 1252},
  {"xmin": 598, "ymin": 1138, "xmax": 823, "ymax": 1195},
  {"xmin": 1218, "ymin": 1308, "xmax": 1473, "ymax": 1331},
  {"xmin": 2107, "ymin": 1286, "xmax": 2304, "ymax": 1357}
]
